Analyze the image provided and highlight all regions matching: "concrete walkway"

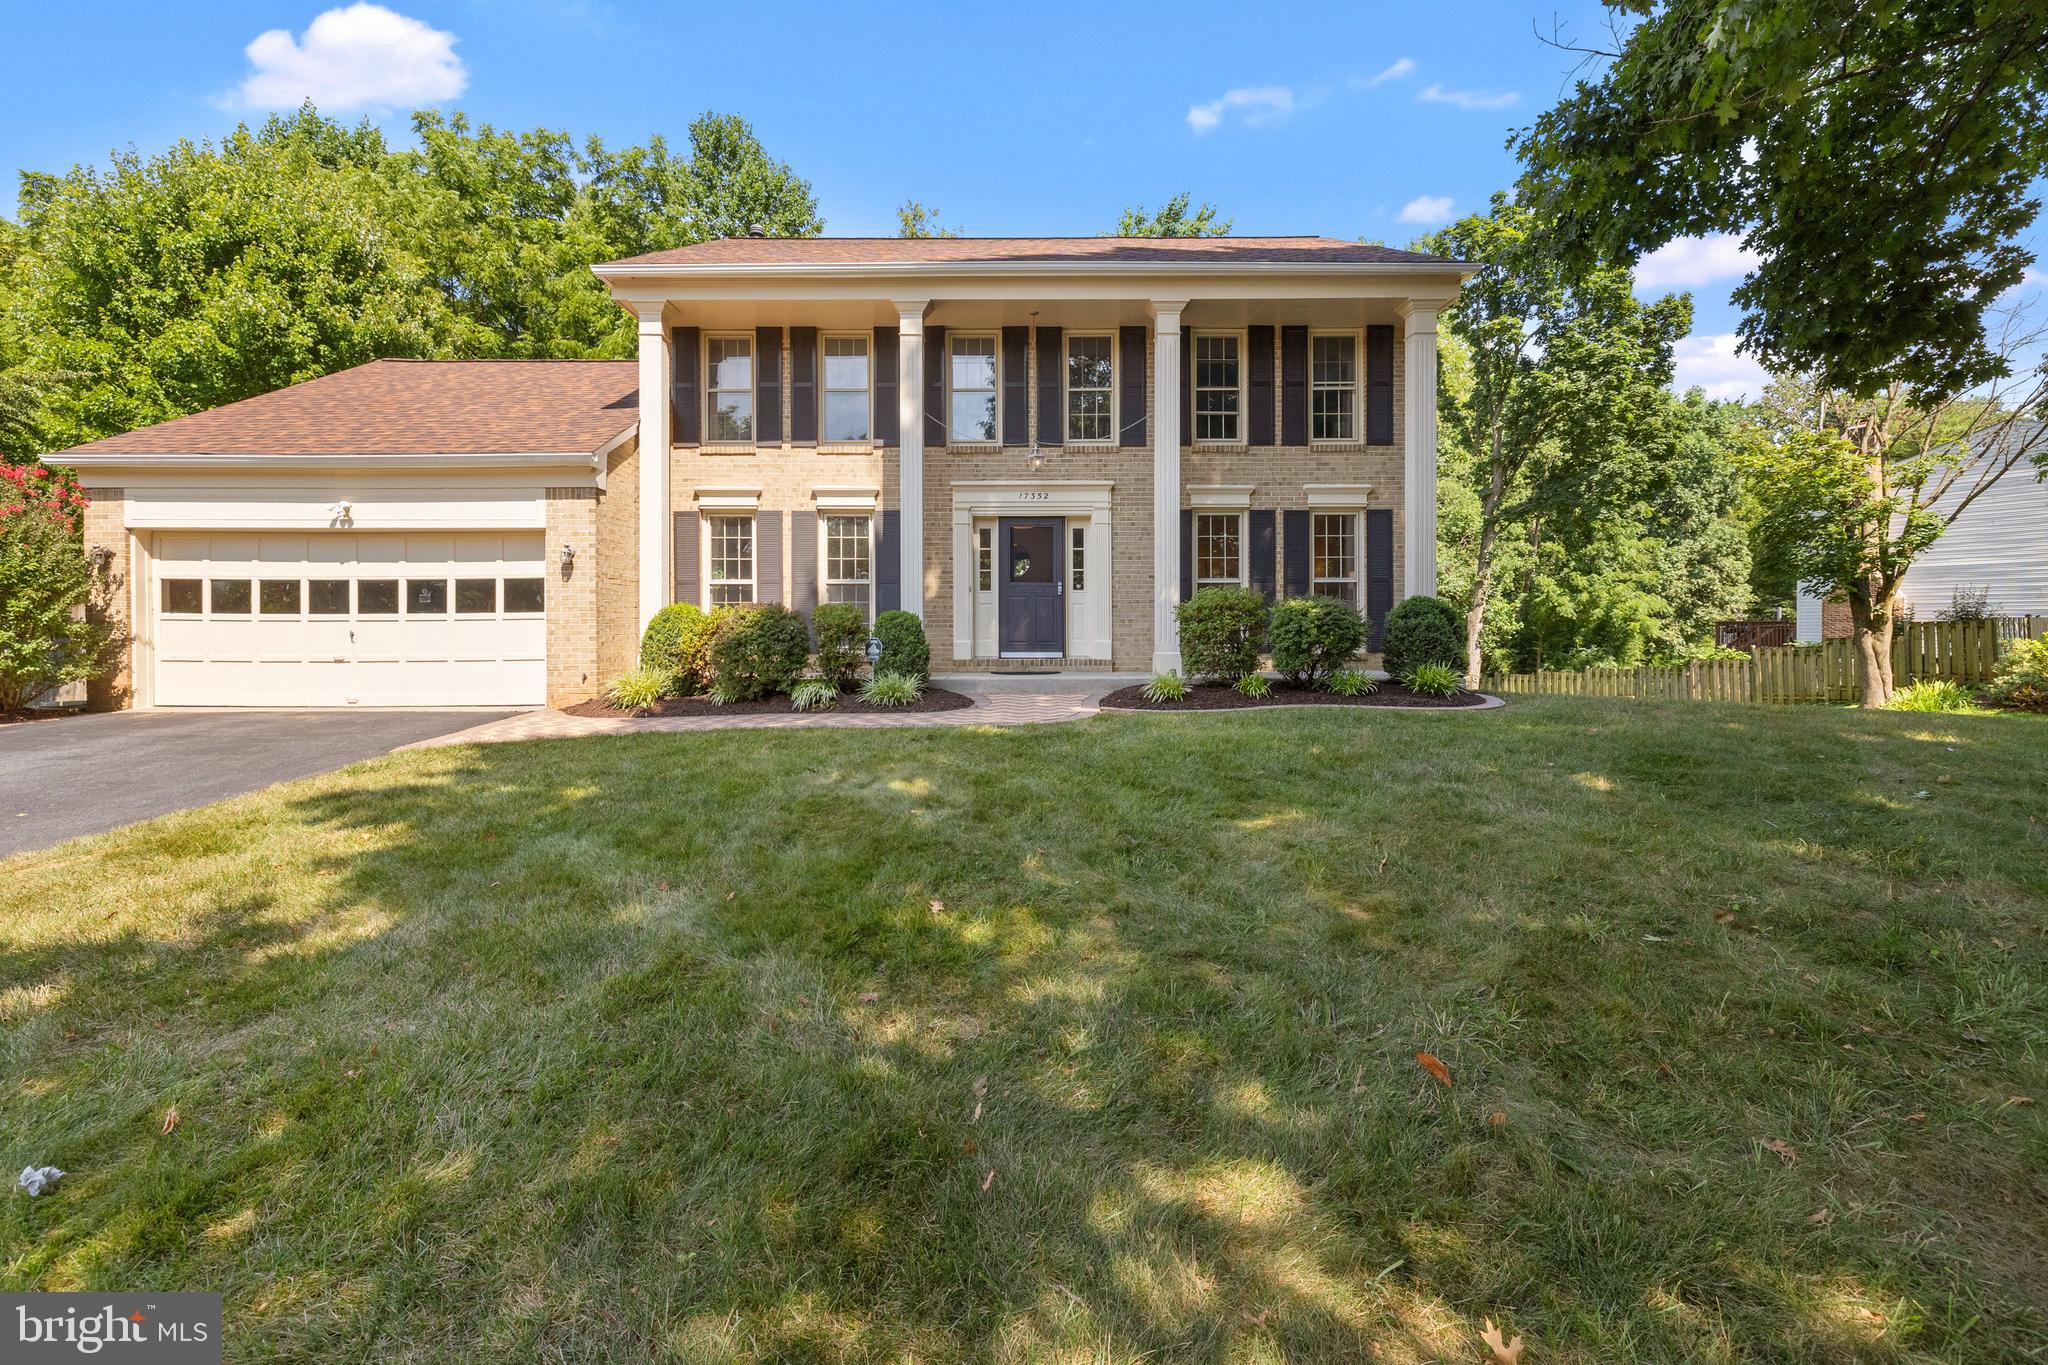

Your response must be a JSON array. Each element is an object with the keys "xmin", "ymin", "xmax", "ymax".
[{"xmin": 401, "ymin": 677, "xmax": 1124, "ymax": 749}]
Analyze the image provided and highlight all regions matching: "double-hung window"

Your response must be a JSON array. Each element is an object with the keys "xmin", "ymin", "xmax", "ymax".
[
  {"xmin": 1066, "ymin": 335, "xmax": 1113, "ymax": 442},
  {"xmin": 950, "ymin": 335, "xmax": 998, "ymax": 443},
  {"xmin": 823, "ymin": 336, "xmax": 871, "ymax": 443},
  {"xmin": 824, "ymin": 515, "xmax": 872, "ymax": 618},
  {"xmin": 1195, "ymin": 512, "xmax": 1244, "ymax": 588},
  {"xmin": 707, "ymin": 336, "xmax": 754, "ymax": 442},
  {"xmin": 707, "ymin": 515, "xmax": 755, "ymax": 605},
  {"xmin": 1193, "ymin": 334, "xmax": 1241, "ymax": 442},
  {"xmin": 1311, "ymin": 512, "xmax": 1359, "ymax": 606},
  {"xmin": 1310, "ymin": 334, "xmax": 1358, "ymax": 442}
]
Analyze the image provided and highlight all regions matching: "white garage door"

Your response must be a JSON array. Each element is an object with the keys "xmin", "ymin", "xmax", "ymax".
[{"xmin": 151, "ymin": 532, "xmax": 547, "ymax": 706}]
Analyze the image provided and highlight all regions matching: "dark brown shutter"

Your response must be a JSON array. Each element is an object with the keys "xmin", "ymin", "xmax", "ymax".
[
  {"xmin": 922, "ymin": 325, "xmax": 947, "ymax": 447},
  {"xmin": 788, "ymin": 327, "xmax": 817, "ymax": 445},
  {"xmin": 1178, "ymin": 329, "xmax": 1192, "ymax": 447},
  {"xmin": 1247, "ymin": 325, "xmax": 1275, "ymax": 446},
  {"xmin": 670, "ymin": 326, "xmax": 700, "ymax": 445},
  {"xmin": 754, "ymin": 326, "xmax": 783, "ymax": 444},
  {"xmin": 1179, "ymin": 508, "xmax": 1194, "ymax": 603},
  {"xmin": 791, "ymin": 509, "xmax": 818, "ymax": 621},
  {"xmin": 873, "ymin": 326, "xmax": 899, "ymax": 444},
  {"xmin": 1280, "ymin": 326, "xmax": 1308, "ymax": 446},
  {"xmin": 1282, "ymin": 509, "xmax": 1310, "ymax": 597},
  {"xmin": 1001, "ymin": 326, "xmax": 1029, "ymax": 446},
  {"xmin": 1366, "ymin": 508, "xmax": 1394, "ymax": 646},
  {"xmin": 756, "ymin": 510, "xmax": 783, "ymax": 605},
  {"xmin": 1366, "ymin": 325, "xmax": 1395, "ymax": 445},
  {"xmin": 672, "ymin": 510, "xmax": 699, "ymax": 606},
  {"xmin": 875, "ymin": 510, "xmax": 900, "ymax": 613},
  {"xmin": 1249, "ymin": 509, "xmax": 1277, "ymax": 601},
  {"xmin": 1118, "ymin": 325, "xmax": 1147, "ymax": 447},
  {"xmin": 1035, "ymin": 326, "xmax": 1062, "ymax": 446}
]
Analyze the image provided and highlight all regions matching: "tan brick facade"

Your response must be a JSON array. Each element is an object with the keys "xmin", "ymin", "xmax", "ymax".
[
  {"xmin": 82, "ymin": 487, "xmax": 133, "ymax": 710},
  {"xmin": 595, "ymin": 436, "xmax": 641, "ymax": 680},
  {"xmin": 545, "ymin": 488, "xmax": 600, "ymax": 705},
  {"xmin": 664, "ymin": 322, "xmax": 1410, "ymax": 671}
]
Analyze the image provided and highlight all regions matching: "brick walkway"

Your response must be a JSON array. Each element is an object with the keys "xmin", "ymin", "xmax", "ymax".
[{"xmin": 401, "ymin": 684, "xmax": 1114, "ymax": 749}]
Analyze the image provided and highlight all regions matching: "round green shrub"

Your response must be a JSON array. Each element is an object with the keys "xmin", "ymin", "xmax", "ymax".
[
  {"xmin": 1176, "ymin": 586, "xmax": 1268, "ymax": 682},
  {"xmin": 707, "ymin": 604, "xmax": 810, "ymax": 701},
  {"xmin": 872, "ymin": 610, "xmax": 930, "ymax": 681},
  {"xmin": 1985, "ymin": 636, "xmax": 2048, "ymax": 711},
  {"xmin": 1380, "ymin": 595, "xmax": 1464, "ymax": 679},
  {"xmin": 639, "ymin": 602, "xmax": 728, "ymax": 695},
  {"xmin": 810, "ymin": 602, "xmax": 869, "ymax": 686},
  {"xmin": 1268, "ymin": 596, "xmax": 1369, "ymax": 686}
]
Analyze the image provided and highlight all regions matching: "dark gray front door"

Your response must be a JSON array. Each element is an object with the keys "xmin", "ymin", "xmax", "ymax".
[{"xmin": 998, "ymin": 517, "xmax": 1064, "ymax": 656}]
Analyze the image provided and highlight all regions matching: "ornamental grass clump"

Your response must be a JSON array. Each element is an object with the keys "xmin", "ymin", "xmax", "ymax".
[
  {"xmin": 1326, "ymin": 669, "xmax": 1379, "ymax": 697},
  {"xmin": 1403, "ymin": 662, "xmax": 1462, "ymax": 697},
  {"xmin": 604, "ymin": 667, "xmax": 669, "ymax": 711},
  {"xmin": 789, "ymin": 678, "xmax": 840, "ymax": 712},
  {"xmin": 1141, "ymin": 671, "xmax": 1189, "ymax": 703},
  {"xmin": 860, "ymin": 671, "xmax": 923, "ymax": 707},
  {"xmin": 1233, "ymin": 672, "xmax": 1274, "ymax": 699}
]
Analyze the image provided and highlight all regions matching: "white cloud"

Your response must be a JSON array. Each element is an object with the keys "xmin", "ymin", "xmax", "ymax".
[
  {"xmin": 1672, "ymin": 333, "xmax": 1770, "ymax": 401},
  {"xmin": 1186, "ymin": 86, "xmax": 1296, "ymax": 134},
  {"xmin": 1367, "ymin": 58, "xmax": 1416, "ymax": 86},
  {"xmin": 1397, "ymin": 195, "xmax": 1455, "ymax": 225},
  {"xmin": 1417, "ymin": 82, "xmax": 1519, "ymax": 111},
  {"xmin": 225, "ymin": 3, "xmax": 466, "ymax": 112},
  {"xmin": 1634, "ymin": 234, "xmax": 1762, "ymax": 290}
]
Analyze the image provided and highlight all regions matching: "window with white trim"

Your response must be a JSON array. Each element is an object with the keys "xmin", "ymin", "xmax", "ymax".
[
  {"xmin": 976, "ymin": 526, "xmax": 994, "ymax": 592},
  {"xmin": 1311, "ymin": 334, "xmax": 1358, "ymax": 442},
  {"xmin": 707, "ymin": 514, "xmax": 755, "ymax": 604},
  {"xmin": 1071, "ymin": 525, "xmax": 1086, "ymax": 592},
  {"xmin": 822, "ymin": 336, "xmax": 871, "ymax": 442},
  {"xmin": 824, "ymin": 514, "xmax": 872, "ymax": 618},
  {"xmin": 949, "ymin": 335, "xmax": 997, "ymax": 443},
  {"xmin": 1195, "ymin": 512, "xmax": 1244, "ymax": 588},
  {"xmin": 1311, "ymin": 511, "xmax": 1359, "ymax": 606},
  {"xmin": 707, "ymin": 336, "xmax": 754, "ymax": 442},
  {"xmin": 1193, "ymin": 334, "xmax": 1241, "ymax": 442},
  {"xmin": 1066, "ymin": 334, "xmax": 1113, "ymax": 442}
]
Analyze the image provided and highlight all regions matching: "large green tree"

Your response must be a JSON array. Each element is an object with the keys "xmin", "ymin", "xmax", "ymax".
[
  {"xmin": 1111, "ymin": 193, "xmax": 1231, "ymax": 238},
  {"xmin": 896, "ymin": 200, "xmax": 960, "ymax": 239},
  {"xmin": 1422, "ymin": 195, "xmax": 1695, "ymax": 685},
  {"xmin": 5, "ymin": 105, "xmax": 821, "ymax": 449},
  {"xmin": 1515, "ymin": 0, "xmax": 2048, "ymax": 702}
]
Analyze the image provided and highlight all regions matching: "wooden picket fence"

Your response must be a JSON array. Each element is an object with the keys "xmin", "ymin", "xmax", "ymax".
[{"xmin": 1483, "ymin": 617, "xmax": 2046, "ymax": 707}]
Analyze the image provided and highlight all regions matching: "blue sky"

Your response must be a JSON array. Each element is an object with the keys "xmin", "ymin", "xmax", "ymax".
[{"xmin": 5, "ymin": 1, "xmax": 2043, "ymax": 400}]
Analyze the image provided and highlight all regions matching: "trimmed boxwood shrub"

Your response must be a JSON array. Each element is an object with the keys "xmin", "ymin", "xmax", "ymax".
[
  {"xmin": 810, "ymin": 602, "xmax": 868, "ymax": 686},
  {"xmin": 639, "ymin": 602, "xmax": 726, "ymax": 695},
  {"xmin": 872, "ymin": 610, "xmax": 930, "ymax": 681},
  {"xmin": 1381, "ymin": 595, "xmax": 1464, "ymax": 679},
  {"xmin": 707, "ymin": 604, "xmax": 810, "ymax": 700},
  {"xmin": 1269, "ymin": 595, "xmax": 1369, "ymax": 686},
  {"xmin": 1177, "ymin": 586, "xmax": 1268, "ymax": 682}
]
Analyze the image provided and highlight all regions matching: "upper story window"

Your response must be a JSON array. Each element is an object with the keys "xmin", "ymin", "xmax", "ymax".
[
  {"xmin": 950, "ymin": 335, "xmax": 998, "ymax": 443},
  {"xmin": 1193, "ymin": 334, "xmax": 1242, "ymax": 442},
  {"xmin": 1066, "ymin": 334, "xmax": 1113, "ymax": 443},
  {"xmin": 707, "ymin": 336, "xmax": 754, "ymax": 442},
  {"xmin": 1311, "ymin": 334, "xmax": 1358, "ymax": 442},
  {"xmin": 707, "ymin": 514, "xmax": 755, "ymax": 605},
  {"xmin": 822, "ymin": 336, "xmax": 871, "ymax": 443}
]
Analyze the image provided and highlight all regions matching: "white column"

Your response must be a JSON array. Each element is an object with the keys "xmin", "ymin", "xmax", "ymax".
[
  {"xmin": 1400, "ymin": 303, "xmax": 1440, "ymax": 600},
  {"xmin": 1150, "ymin": 300, "xmax": 1187, "ymax": 674},
  {"xmin": 636, "ymin": 302, "xmax": 671, "ymax": 633},
  {"xmin": 895, "ymin": 301, "xmax": 928, "ymax": 617}
]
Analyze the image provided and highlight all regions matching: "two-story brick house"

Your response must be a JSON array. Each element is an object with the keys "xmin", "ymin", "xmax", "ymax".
[{"xmin": 52, "ymin": 236, "xmax": 1467, "ymax": 709}]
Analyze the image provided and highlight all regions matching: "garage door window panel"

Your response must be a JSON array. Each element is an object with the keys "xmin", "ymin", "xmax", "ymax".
[
  {"xmin": 309, "ymin": 580, "xmax": 351, "ymax": 615},
  {"xmin": 163, "ymin": 579, "xmax": 202, "ymax": 614},
  {"xmin": 211, "ymin": 580, "xmax": 252, "ymax": 614},
  {"xmin": 504, "ymin": 578, "xmax": 545, "ymax": 614},
  {"xmin": 455, "ymin": 579, "xmax": 498, "ymax": 614},
  {"xmin": 407, "ymin": 580, "xmax": 449, "ymax": 614},
  {"xmin": 357, "ymin": 580, "xmax": 399, "ymax": 614}
]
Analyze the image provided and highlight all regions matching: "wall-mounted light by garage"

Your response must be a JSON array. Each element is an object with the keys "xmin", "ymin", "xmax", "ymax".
[
  {"xmin": 87, "ymin": 545, "xmax": 114, "ymax": 575},
  {"xmin": 559, "ymin": 543, "xmax": 577, "ymax": 574}
]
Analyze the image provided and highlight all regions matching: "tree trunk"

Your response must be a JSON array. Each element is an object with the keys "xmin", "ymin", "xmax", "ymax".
[
  {"xmin": 1849, "ymin": 579, "xmax": 1897, "ymax": 707},
  {"xmin": 1464, "ymin": 435, "xmax": 1509, "ymax": 689}
]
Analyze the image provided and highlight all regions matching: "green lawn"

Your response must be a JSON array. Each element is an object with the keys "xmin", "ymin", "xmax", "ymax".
[{"xmin": 4, "ymin": 699, "xmax": 2045, "ymax": 1362}]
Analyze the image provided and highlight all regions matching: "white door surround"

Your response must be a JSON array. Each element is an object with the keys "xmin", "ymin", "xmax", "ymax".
[{"xmin": 951, "ymin": 481, "xmax": 1114, "ymax": 662}]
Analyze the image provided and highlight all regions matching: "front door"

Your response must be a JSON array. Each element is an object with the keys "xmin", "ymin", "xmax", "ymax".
[{"xmin": 998, "ymin": 517, "xmax": 1064, "ymax": 657}]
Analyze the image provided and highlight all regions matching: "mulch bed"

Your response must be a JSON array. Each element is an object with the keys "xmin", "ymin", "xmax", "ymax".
[
  {"xmin": 562, "ymin": 685, "xmax": 977, "ymax": 719},
  {"xmin": 1101, "ymin": 679, "xmax": 1493, "ymax": 711},
  {"xmin": 0, "ymin": 708, "xmax": 82, "ymax": 726}
]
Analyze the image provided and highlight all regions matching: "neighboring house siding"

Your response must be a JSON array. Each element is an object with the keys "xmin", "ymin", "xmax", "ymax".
[
  {"xmin": 1898, "ymin": 468, "xmax": 2048, "ymax": 618},
  {"xmin": 1794, "ymin": 586, "xmax": 1823, "ymax": 643}
]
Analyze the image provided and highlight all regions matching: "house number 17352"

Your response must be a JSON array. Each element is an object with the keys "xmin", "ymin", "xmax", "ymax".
[{"xmin": 1012, "ymin": 491, "xmax": 1049, "ymax": 501}]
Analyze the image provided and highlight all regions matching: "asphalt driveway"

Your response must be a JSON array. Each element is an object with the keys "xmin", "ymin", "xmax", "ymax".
[{"xmin": 0, "ymin": 708, "xmax": 517, "ymax": 858}]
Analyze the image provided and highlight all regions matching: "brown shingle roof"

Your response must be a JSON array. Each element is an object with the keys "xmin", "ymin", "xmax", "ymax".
[
  {"xmin": 56, "ymin": 359, "xmax": 638, "ymax": 458},
  {"xmin": 600, "ymin": 235, "xmax": 1461, "ymax": 269}
]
